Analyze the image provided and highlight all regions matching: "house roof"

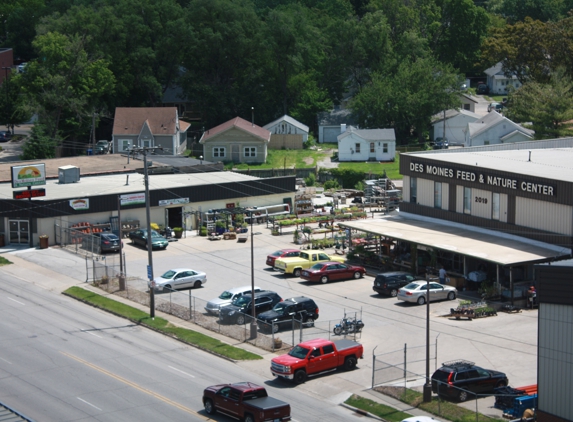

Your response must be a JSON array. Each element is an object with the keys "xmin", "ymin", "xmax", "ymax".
[
  {"xmin": 500, "ymin": 129, "xmax": 533, "ymax": 142},
  {"xmin": 432, "ymin": 108, "xmax": 481, "ymax": 124},
  {"xmin": 263, "ymin": 115, "xmax": 309, "ymax": 133},
  {"xmin": 484, "ymin": 62, "xmax": 519, "ymax": 80},
  {"xmin": 113, "ymin": 107, "xmax": 180, "ymax": 135},
  {"xmin": 461, "ymin": 93, "xmax": 479, "ymax": 104},
  {"xmin": 337, "ymin": 126, "xmax": 396, "ymax": 141},
  {"xmin": 199, "ymin": 116, "xmax": 271, "ymax": 143},
  {"xmin": 467, "ymin": 111, "xmax": 533, "ymax": 138}
]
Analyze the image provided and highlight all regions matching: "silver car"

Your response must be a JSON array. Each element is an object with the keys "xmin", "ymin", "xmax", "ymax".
[
  {"xmin": 204, "ymin": 285, "xmax": 261, "ymax": 315},
  {"xmin": 397, "ymin": 280, "xmax": 457, "ymax": 305},
  {"xmin": 150, "ymin": 268, "xmax": 206, "ymax": 292}
]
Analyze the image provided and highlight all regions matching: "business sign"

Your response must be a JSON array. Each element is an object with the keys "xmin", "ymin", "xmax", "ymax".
[
  {"xmin": 159, "ymin": 198, "xmax": 189, "ymax": 206},
  {"xmin": 11, "ymin": 163, "xmax": 46, "ymax": 188},
  {"xmin": 13, "ymin": 188, "xmax": 46, "ymax": 199},
  {"xmin": 120, "ymin": 192, "xmax": 146, "ymax": 206},
  {"xmin": 69, "ymin": 198, "xmax": 89, "ymax": 210}
]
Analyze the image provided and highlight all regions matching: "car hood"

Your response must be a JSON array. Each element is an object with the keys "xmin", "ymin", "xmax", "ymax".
[
  {"xmin": 220, "ymin": 305, "xmax": 244, "ymax": 315},
  {"xmin": 153, "ymin": 276, "xmax": 172, "ymax": 286},
  {"xmin": 272, "ymin": 354, "xmax": 304, "ymax": 366}
]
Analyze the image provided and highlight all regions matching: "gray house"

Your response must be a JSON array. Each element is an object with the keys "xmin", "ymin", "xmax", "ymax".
[
  {"xmin": 112, "ymin": 107, "xmax": 190, "ymax": 155},
  {"xmin": 263, "ymin": 115, "xmax": 308, "ymax": 149}
]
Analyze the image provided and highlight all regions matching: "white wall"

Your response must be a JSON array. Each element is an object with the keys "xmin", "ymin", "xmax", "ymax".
[
  {"xmin": 338, "ymin": 133, "xmax": 395, "ymax": 162},
  {"xmin": 516, "ymin": 197, "xmax": 573, "ymax": 235},
  {"xmin": 433, "ymin": 114, "xmax": 479, "ymax": 144},
  {"xmin": 469, "ymin": 122, "xmax": 530, "ymax": 147}
]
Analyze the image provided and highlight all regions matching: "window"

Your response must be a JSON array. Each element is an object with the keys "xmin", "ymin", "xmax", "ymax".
[
  {"xmin": 463, "ymin": 104, "xmax": 470, "ymax": 110},
  {"xmin": 355, "ymin": 143, "xmax": 361, "ymax": 153},
  {"xmin": 370, "ymin": 143, "xmax": 375, "ymax": 153},
  {"xmin": 213, "ymin": 147, "xmax": 226, "ymax": 158},
  {"xmin": 141, "ymin": 138, "xmax": 151, "ymax": 148},
  {"xmin": 492, "ymin": 192, "xmax": 500, "ymax": 220},
  {"xmin": 434, "ymin": 182, "xmax": 442, "ymax": 208},
  {"xmin": 120, "ymin": 139, "xmax": 132, "ymax": 151},
  {"xmin": 463, "ymin": 187, "xmax": 472, "ymax": 214},
  {"xmin": 410, "ymin": 177, "xmax": 417, "ymax": 203},
  {"xmin": 383, "ymin": 143, "xmax": 388, "ymax": 153},
  {"xmin": 322, "ymin": 344, "xmax": 334, "ymax": 354},
  {"xmin": 244, "ymin": 147, "xmax": 256, "ymax": 157}
]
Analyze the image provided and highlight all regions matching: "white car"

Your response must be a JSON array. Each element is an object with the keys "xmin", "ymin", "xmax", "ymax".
[
  {"xmin": 150, "ymin": 268, "xmax": 206, "ymax": 292},
  {"xmin": 204, "ymin": 285, "xmax": 261, "ymax": 315},
  {"xmin": 401, "ymin": 417, "xmax": 441, "ymax": 422},
  {"xmin": 397, "ymin": 280, "xmax": 457, "ymax": 305}
]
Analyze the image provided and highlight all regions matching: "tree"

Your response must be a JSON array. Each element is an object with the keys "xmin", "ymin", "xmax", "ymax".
[
  {"xmin": 506, "ymin": 67, "xmax": 573, "ymax": 139},
  {"xmin": 21, "ymin": 124, "xmax": 58, "ymax": 159},
  {"xmin": 0, "ymin": 73, "xmax": 32, "ymax": 132}
]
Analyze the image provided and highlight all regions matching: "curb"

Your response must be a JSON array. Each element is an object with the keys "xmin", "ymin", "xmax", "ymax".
[{"xmin": 340, "ymin": 403, "xmax": 386, "ymax": 421}]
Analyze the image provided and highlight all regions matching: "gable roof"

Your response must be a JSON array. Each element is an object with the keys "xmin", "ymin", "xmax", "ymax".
[
  {"xmin": 460, "ymin": 93, "xmax": 479, "ymax": 104},
  {"xmin": 432, "ymin": 108, "xmax": 481, "ymax": 124},
  {"xmin": 500, "ymin": 129, "xmax": 533, "ymax": 142},
  {"xmin": 113, "ymin": 107, "xmax": 179, "ymax": 135},
  {"xmin": 467, "ymin": 111, "xmax": 534, "ymax": 138},
  {"xmin": 337, "ymin": 126, "xmax": 396, "ymax": 141},
  {"xmin": 263, "ymin": 115, "xmax": 309, "ymax": 133},
  {"xmin": 200, "ymin": 116, "xmax": 271, "ymax": 143}
]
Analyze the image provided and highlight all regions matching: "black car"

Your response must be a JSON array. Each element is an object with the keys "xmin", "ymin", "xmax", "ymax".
[
  {"xmin": 351, "ymin": 196, "xmax": 363, "ymax": 204},
  {"xmin": 83, "ymin": 232, "xmax": 122, "ymax": 253},
  {"xmin": 128, "ymin": 229, "xmax": 168, "ymax": 250},
  {"xmin": 219, "ymin": 291, "xmax": 283, "ymax": 325},
  {"xmin": 433, "ymin": 137, "xmax": 449, "ymax": 149},
  {"xmin": 431, "ymin": 360, "xmax": 508, "ymax": 402},
  {"xmin": 257, "ymin": 297, "xmax": 319, "ymax": 333},
  {"xmin": 0, "ymin": 131, "xmax": 12, "ymax": 142},
  {"xmin": 477, "ymin": 83, "xmax": 489, "ymax": 95},
  {"xmin": 373, "ymin": 271, "xmax": 421, "ymax": 297}
]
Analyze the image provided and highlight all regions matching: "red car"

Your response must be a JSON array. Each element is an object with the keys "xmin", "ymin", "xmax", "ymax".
[
  {"xmin": 300, "ymin": 262, "xmax": 366, "ymax": 284},
  {"xmin": 266, "ymin": 249, "xmax": 300, "ymax": 268}
]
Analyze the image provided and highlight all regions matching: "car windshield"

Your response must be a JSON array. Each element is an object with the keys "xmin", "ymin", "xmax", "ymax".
[
  {"xmin": 219, "ymin": 290, "xmax": 234, "ymax": 300},
  {"xmin": 403, "ymin": 282, "xmax": 421, "ymax": 290},
  {"xmin": 288, "ymin": 345, "xmax": 310, "ymax": 359},
  {"xmin": 271, "ymin": 251, "xmax": 283, "ymax": 257},
  {"xmin": 272, "ymin": 302, "xmax": 288, "ymax": 315},
  {"xmin": 232, "ymin": 296, "xmax": 251, "ymax": 307},
  {"xmin": 160, "ymin": 270, "xmax": 177, "ymax": 279},
  {"xmin": 310, "ymin": 263, "xmax": 325, "ymax": 271}
]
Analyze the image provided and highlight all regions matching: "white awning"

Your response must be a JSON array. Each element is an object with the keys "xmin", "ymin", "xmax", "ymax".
[{"xmin": 339, "ymin": 213, "xmax": 570, "ymax": 266}]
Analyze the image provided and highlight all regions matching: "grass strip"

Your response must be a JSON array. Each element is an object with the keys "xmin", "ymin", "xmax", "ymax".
[
  {"xmin": 64, "ymin": 286, "xmax": 262, "ymax": 361},
  {"xmin": 0, "ymin": 256, "xmax": 12, "ymax": 265},
  {"xmin": 345, "ymin": 394, "xmax": 412, "ymax": 422}
]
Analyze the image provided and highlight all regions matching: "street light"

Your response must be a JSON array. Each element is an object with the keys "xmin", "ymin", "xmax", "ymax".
[
  {"xmin": 249, "ymin": 207, "xmax": 257, "ymax": 339},
  {"xmin": 423, "ymin": 274, "xmax": 432, "ymax": 402}
]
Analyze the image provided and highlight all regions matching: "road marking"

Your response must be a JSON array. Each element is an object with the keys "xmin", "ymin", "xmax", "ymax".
[
  {"xmin": 61, "ymin": 352, "xmax": 206, "ymax": 418},
  {"xmin": 168, "ymin": 365, "xmax": 195, "ymax": 378},
  {"xmin": 81, "ymin": 329, "xmax": 102, "ymax": 338},
  {"xmin": 7, "ymin": 297, "xmax": 25, "ymax": 305},
  {"xmin": 0, "ymin": 357, "xmax": 12, "ymax": 364},
  {"xmin": 77, "ymin": 397, "xmax": 102, "ymax": 411}
]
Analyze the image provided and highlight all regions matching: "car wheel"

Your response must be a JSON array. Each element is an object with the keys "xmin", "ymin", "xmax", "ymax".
[
  {"xmin": 294, "ymin": 370, "xmax": 307, "ymax": 384},
  {"xmin": 417, "ymin": 296, "xmax": 426, "ymax": 305},
  {"xmin": 194, "ymin": 280, "xmax": 202, "ymax": 288},
  {"xmin": 293, "ymin": 268, "xmax": 302, "ymax": 277},
  {"xmin": 164, "ymin": 284, "xmax": 172, "ymax": 291},
  {"xmin": 244, "ymin": 414, "xmax": 255, "ymax": 422},
  {"xmin": 448, "ymin": 291, "xmax": 456, "ymax": 300},
  {"xmin": 305, "ymin": 316, "xmax": 315, "ymax": 327},
  {"xmin": 458, "ymin": 390, "xmax": 469, "ymax": 402},
  {"xmin": 344, "ymin": 356, "xmax": 357, "ymax": 371},
  {"xmin": 353, "ymin": 271, "xmax": 362, "ymax": 279},
  {"xmin": 496, "ymin": 380, "xmax": 507, "ymax": 388},
  {"xmin": 320, "ymin": 275, "xmax": 329, "ymax": 284},
  {"xmin": 236, "ymin": 315, "xmax": 246, "ymax": 325},
  {"xmin": 272, "ymin": 324, "xmax": 279, "ymax": 334},
  {"xmin": 204, "ymin": 399, "xmax": 215, "ymax": 415},
  {"xmin": 390, "ymin": 289, "xmax": 398, "ymax": 297}
]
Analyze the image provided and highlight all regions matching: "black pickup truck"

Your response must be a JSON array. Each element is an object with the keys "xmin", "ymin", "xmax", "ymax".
[{"xmin": 373, "ymin": 271, "xmax": 421, "ymax": 297}]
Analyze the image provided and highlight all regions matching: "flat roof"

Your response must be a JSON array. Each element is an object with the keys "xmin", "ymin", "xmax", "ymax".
[{"xmin": 339, "ymin": 213, "xmax": 570, "ymax": 266}]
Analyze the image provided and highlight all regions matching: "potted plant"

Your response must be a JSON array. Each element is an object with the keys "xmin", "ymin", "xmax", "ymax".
[
  {"xmin": 173, "ymin": 227, "xmax": 183, "ymax": 239},
  {"xmin": 241, "ymin": 222, "xmax": 248, "ymax": 233},
  {"xmin": 215, "ymin": 220, "xmax": 226, "ymax": 234},
  {"xmin": 199, "ymin": 226, "xmax": 208, "ymax": 236}
]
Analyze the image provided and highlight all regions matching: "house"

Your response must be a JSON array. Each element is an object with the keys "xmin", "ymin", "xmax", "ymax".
[
  {"xmin": 337, "ymin": 126, "xmax": 396, "ymax": 162},
  {"xmin": 459, "ymin": 93, "xmax": 479, "ymax": 113},
  {"xmin": 317, "ymin": 108, "xmax": 358, "ymax": 143},
  {"xmin": 112, "ymin": 107, "xmax": 190, "ymax": 155},
  {"xmin": 263, "ymin": 115, "xmax": 308, "ymax": 150},
  {"xmin": 199, "ymin": 116, "xmax": 270, "ymax": 164},
  {"xmin": 0, "ymin": 48, "xmax": 14, "ymax": 84},
  {"xmin": 464, "ymin": 111, "xmax": 534, "ymax": 147},
  {"xmin": 432, "ymin": 109, "xmax": 481, "ymax": 145},
  {"xmin": 484, "ymin": 62, "xmax": 522, "ymax": 95}
]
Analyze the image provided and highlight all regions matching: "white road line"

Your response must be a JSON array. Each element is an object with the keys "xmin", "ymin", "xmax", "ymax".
[
  {"xmin": 168, "ymin": 365, "xmax": 195, "ymax": 378},
  {"xmin": 77, "ymin": 397, "xmax": 102, "ymax": 411},
  {"xmin": 81, "ymin": 329, "xmax": 102, "ymax": 338},
  {"xmin": 7, "ymin": 297, "xmax": 25, "ymax": 305},
  {"xmin": 0, "ymin": 357, "xmax": 12, "ymax": 364}
]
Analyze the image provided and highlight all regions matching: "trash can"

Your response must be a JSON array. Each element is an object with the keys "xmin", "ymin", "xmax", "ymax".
[
  {"xmin": 87, "ymin": 148, "xmax": 93, "ymax": 156},
  {"xmin": 39, "ymin": 236, "xmax": 49, "ymax": 249}
]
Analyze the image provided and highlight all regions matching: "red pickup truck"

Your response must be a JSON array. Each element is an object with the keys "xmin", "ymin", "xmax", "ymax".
[
  {"xmin": 203, "ymin": 382, "xmax": 291, "ymax": 422},
  {"xmin": 270, "ymin": 338, "xmax": 364, "ymax": 384}
]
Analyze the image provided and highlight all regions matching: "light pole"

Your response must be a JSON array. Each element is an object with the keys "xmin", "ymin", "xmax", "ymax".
[
  {"xmin": 423, "ymin": 274, "xmax": 432, "ymax": 402},
  {"xmin": 249, "ymin": 207, "xmax": 257, "ymax": 339}
]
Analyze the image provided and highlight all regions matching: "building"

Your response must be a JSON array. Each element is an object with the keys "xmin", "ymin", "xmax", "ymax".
[
  {"xmin": 432, "ymin": 109, "xmax": 481, "ymax": 145},
  {"xmin": 484, "ymin": 62, "xmax": 522, "ymax": 95},
  {"xmin": 459, "ymin": 93, "xmax": 479, "ymax": 113},
  {"xmin": 263, "ymin": 115, "xmax": 309, "ymax": 149},
  {"xmin": 337, "ymin": 126, "xmax": 396, "ymax": 162},
  {"xmin": 317, "ymin": 109, "xmax": 358, "ymax": 144},
  {"xmin": 465, "ymin": 111, "xmax": 534, "ymax": 147}
]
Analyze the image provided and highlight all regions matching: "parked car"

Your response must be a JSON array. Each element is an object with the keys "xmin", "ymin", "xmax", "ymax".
[
  {"xmin": 205, "ymin": 285, "xmax": 262, "ymax": 315},
  {"xmin": 300, "ymin": 262, "xmax": 365, "ymax": 284},
  {"xmin": 373, "ymin": 271, "xmax": 421, "ymax": 297},
  {"xmin": 150, "ymin": 268, "xmax": 206, "ymax": 292},
  {"xmin": 82, "ymin": 232, "xmax": 121, "ymax": 253},
  {"xmin": 266, "ymin": 249, "xmax": 300, "ymax": 269},
  {"xmin": 257, "ymin": 297, "xmax": 319, "ymax": 333},
  {"xmin": 95, "ymin": 140, "xmax": 110, "ymax": 154},
  {"xmin": 219, "ymin": 291, "xmax": 282, "ymax": 325},
  {"xmin": 433, "ymin": 137, "xmax": 449, "ymax": 149},
  {"xmin": 274, "ymin": 250, "xmax": 346, "ymax": 277},
  {"xmin": 0, "ymin": 131, "xmax": 12, "ymax": 142},
  {"xmin": 477, "ymin": 83, "xmax": 489, "ymax": 95},
  {"xmin": 397, "ymin": 280, "xmax": 457, "ymax": 305},
  {"xmin": 351, "ymin": 196, "xmax": 363, "ymax": 204},
  {"xmin": 431, "ymin": 360, "xmax": 508, "ymax": 402},
  {"xmin": 128, "ymin": 229, "xmax": 168, "ymax": 250},
  {"xmin": 488, "ymin": 102, "xmax": 504, "ymax": 112}
]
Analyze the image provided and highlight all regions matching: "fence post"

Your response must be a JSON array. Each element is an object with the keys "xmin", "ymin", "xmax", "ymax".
[
  {"xmin": 372, "ymin": 345, "xmax": 377, "ymax": 389},
  {"xmin": 189, "ymin": 290, "xmax": 192, "ymax": 321},
  {"xmin": 291, "ymin": 316, "xmax": 295, "ymax": 347},
  {"xmin": 404, "ymin": 343, "xmax": 407, "ymax": 388}
]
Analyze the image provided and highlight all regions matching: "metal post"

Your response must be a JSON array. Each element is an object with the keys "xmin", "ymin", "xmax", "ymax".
[
  {"xmin": 372, "ymin": 345, "xmax": 378, "ymax": 389},
  {"xmin": 143, "ymin": 149, "xmax": 154, "ymax": 318},
  {"xmin": 404, "ymin": 343, "xmax": 407, "ymax": 388},
  {"xmin": 189, "ymin": 290, "xmax": 192, "ymax": 321},
  {"xmin": 117, "ymin": 195, "xmax": 126, "ymax": 291},
  {"xmin": 423, "ymin": 275, "xmax": 432, "ymax": 402},
  {"xmin": 249, "ymin": 209, "xmax": 257, "ymax": 339}
]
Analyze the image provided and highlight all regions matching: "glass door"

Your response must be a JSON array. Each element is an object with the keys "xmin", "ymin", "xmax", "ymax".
[{"xmin": 9, "ymin": 220, "xmax": 29, "ymax": 244}]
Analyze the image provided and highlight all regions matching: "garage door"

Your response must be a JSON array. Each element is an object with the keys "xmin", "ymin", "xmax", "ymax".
[{"xmin": 323, "ymin": 127, "xmax": 340, "ymax": 143}]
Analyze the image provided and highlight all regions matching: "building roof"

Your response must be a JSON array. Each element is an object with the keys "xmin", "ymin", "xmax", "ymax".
[
  {"xmin": 199, "ymin": 116, "xmax": 270, "ymax": 143},
  {"xmin": 460, "ymin": 93, "xmax": 479, "ymax": 104},
  {"xmin": 432, "ymin": 108, "xmax": 481, "ymax": 124},
  {"xmin": 484, "ymin": 62, "xmax": 519, "ymax": 80},
  {"xmin": 263, "ymin": 115, "xmax": 309, "ymax": 133},
  {"xmin": 337, "ymin": 126, "xmax": 396, "ymax": 141},
  {"xmin": 404, "ymin": 138, "xmax": 573, "ymax": 183},
  {"xmin": 113, "ymin": 107, "xmax": 180, "ymax": 136},
  {"xmin": 467, "ymin": 111, "xmax": 533, "ymax": 138}
]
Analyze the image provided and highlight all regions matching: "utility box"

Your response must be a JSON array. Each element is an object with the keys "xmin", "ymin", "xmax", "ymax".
[{"xmin": 58, "ymin": 165, "xmax": 80, "ymax": 184}]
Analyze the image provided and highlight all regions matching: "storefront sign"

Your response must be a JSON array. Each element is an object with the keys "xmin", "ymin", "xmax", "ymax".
[
  {"xmin": 69, "ymin": 198, "xmax": 89, "ymax": 210},
  {"xmin": 159, "ymin": 198, "xmax": 189, "ymax": 206},
  {"xmin": 410, "ymin": 162, "xmax": 555, "ymax": 196},
  {"xmin": 11, "ymin": 163, "xmax": 46, "ymax": 188},
  {"xmin": 120, "ymin": 192, "xmax": 146, "ymax": 206},
  {"xmin": 13, "ymin": 188, "xmax": 46, "ymax": 199}
]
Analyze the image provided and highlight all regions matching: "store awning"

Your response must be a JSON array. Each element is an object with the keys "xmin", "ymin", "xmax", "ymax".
[{"xmin": 339, "ymin": 213, "xmax": 571, "ymax": 266}]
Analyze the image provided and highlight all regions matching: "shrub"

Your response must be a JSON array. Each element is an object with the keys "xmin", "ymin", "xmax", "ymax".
[{"xmin": 305, "ymin": 173, "xmax": 316, "ymax": 186}]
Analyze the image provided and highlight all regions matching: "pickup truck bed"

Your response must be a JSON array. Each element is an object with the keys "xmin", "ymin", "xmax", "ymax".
[
  {"xmin": 248, "ymin": 396, "xmax": 290, "ymax": 411},
  {"xmin": 333, "ymin": 339, "xmax": 361, "ymax": 351}
]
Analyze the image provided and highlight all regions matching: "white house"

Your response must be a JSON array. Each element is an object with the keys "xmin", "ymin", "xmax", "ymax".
[
  {"xmin": 337, "ymin": 126, "xmax": 396, "ymax": 162},
  {"xmin": 263, "ymin": 115, "xmax": 308, "ymax": 149},
  {"xmin": 464, "ymin": 111, "xmax": 534, "ymax": 147},
  {"xmin": 484, "ymin": 62, "xmax": 522, "ymax": 95},
  {"xmin": 432, "ymin": 109, "xmax": 481, "ymax": 144}
]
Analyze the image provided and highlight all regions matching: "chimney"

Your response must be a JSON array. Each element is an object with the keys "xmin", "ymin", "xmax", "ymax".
[
  {"xmin": 251, "ymin": 107, "xmax": 254, "ymax": 126},
  {"xmin": 341, "ymin": 124, "xmax": 347, "ymax": 133}
]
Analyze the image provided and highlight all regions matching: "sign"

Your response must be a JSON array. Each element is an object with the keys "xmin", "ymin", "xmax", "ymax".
[
  {"xmin": 11, "ymin": 163, "xmax": 46, "ymax": 188},
  {"xmin": 13, "ymin": 188, "xmax": 46, "ymax": 199},
  {"xmin": 120, "ymin": 192, "xmax": 146, "ymax": 206},
  {"xmin": 69, "ymin": 198, "xmax": 89, "ymax": 210},
  {"xmin": 147, "ymin": 265, "xmax": 152, "ymax": 280},
  {"xmin": 159, "ymin": 198, "xmax": 189, "ymax": 206}
]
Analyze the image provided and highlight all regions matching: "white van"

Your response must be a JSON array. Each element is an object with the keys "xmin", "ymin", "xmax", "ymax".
[{"xmin": 204, "ymin": 285, "xmax": 261, "ymax": 315}]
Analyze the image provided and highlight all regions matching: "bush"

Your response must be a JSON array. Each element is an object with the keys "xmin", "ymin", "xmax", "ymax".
[
  {"xmin": 305, "ymin": 172, "xmax": 316, "ymax": 186},
  {"xmin": 324, "ymin": 179, "xmax": 340, "ymax": 190}
]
